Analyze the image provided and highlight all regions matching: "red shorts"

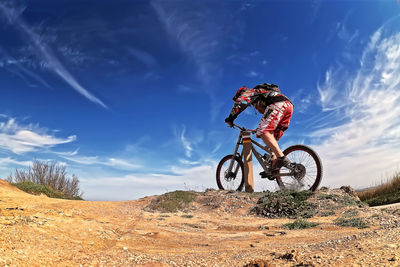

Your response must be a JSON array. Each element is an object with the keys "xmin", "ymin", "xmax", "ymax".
[{"xmin": 256, "ymin": 101, "xmax": 293, "ymax": 140}]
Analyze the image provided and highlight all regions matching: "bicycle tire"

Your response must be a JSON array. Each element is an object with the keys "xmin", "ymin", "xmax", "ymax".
[
  {"xmin": 276, "ymin": 145, "xmax": 323, "ymax": 192},
  {"xmin": 216, "ymin": 155, "xmax": 245, "ymax": 191}
]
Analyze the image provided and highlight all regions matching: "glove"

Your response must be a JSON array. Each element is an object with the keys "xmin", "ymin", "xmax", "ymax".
[{"xmin": 225, "ymin": 116, "xmax": 234, "ymax": 127}]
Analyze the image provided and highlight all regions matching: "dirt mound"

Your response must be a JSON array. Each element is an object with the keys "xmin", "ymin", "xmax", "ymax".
[
  {"xmin": 0, "ymin": 179, "xmax": 23, "ymax": 192},
  {"xmin": 146, "ymin": 186, "xmax": 367, "ymax": 219},
  {"xmin": 145, "ymin": 189, "xmax": 262, "ymax": 216}
]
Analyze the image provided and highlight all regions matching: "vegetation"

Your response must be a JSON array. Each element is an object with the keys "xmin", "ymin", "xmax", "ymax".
[
  {"xmin": 12, "ymin": 181, "xmax": 82, "ymax": 200},
  {"xmin": 317, "ymin": 193, "xmax": 365, "ymax": 208},
  {"xmin": 147, "ymin": 190, "xmax": 197, "ymax": 212},
  {"xmin": 342, "ymin": 209, "xmax": 359, "ymax": 218},
  {"xmin": 282, "ymin": 219, "xmax": 319, "ymax": 230},
  {"xmin": 319, "ymin": 210, "xmax": 336, "ymax": 217},
  {"xmin": 319, "ymin": 186, "xmax": 329, "ymax": 192},
  {"xmin": 250, "ymin": 190, "xmax": 317, "ymax": 219},
  {"xmin": 7, "ymin": 159, "xmax": 83, "ymax": 200},
  {"xmin": 334, "ymin": 217, "xmax": 369, "ymax": 229},
  {"xmin": 357, "ymin": 171, "xmax": 400, "ymax": 206}
]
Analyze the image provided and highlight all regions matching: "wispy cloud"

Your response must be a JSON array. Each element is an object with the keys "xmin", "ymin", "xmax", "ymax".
[
  {"xmin": 310, "ymin": 0, "xmax": 322, "ymax": 24},
  {"xmin": 0, "ymin": 46, "xmax": 51, "ymax": 88},
  {"xmin": 60, "ymin": 154, "xmax": 141, "ymax": 171},
  {"xmin": 0, "ymin": 117, "xmax": 76, "ymax": 154},
  {"xmin": 0, "ymin": 2, "xmax": 107, "ymax": 108},
  {"xmin": 180, "ymin": 126, "xmax": 193, "ymax": 158},
  {"xmin": 290, "ymin": 88, "xmax": 314, "ymax": 114},
  {"xmin": 128, "ymin": 47, "xmax": 157, "ymax": 68},
  {"xmin": 317, "ymin": 68, "xmax": 346, "ymax": 111},
  {"xmin": 151, "ymin": 1, "xmax": 248, "ymax": 85},
  {"xmin": 250, "ymin": 51, "xmax": 260, "ymax": 57},
  {"xmin": 313, "ymin": 20, "xmax": 400, "ymax": 188},
  {"xmin": 0, "ymin": 157, "xmax": 32, "ymax": 168},
  {"xmin": 178, "ymin": 158, "xmax": 201, "ymax": 165},
  {"xmin": 151, "ymin": 1, "xmax": 221, "ymax": 85},
  {"xmin": 177, "ymin": 84, "xmax": 196, "ymax": 93},
  {"xmin": 247, "ymin": 70, "xmax": 263, "ymax": 78},
  {"xmin": 337, "ymin": 22, "xmax": 359, "ymax": 44},
  {"xmin": 80, "ymin": 162, "xmax": 216, "ymax": 200}
]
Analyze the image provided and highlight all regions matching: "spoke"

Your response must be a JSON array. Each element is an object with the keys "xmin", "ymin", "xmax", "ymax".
[{"xmin": 219, "ymin": 158, "xmax": 243, "ymax": 190}]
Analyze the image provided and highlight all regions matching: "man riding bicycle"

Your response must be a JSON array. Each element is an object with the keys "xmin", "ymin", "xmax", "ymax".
[{"xmin": 225, "ymin": 83, "xmax": 293, "ymax": 176}]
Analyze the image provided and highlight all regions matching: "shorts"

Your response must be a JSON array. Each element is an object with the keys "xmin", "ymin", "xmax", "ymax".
[{"xmin": 256, "ymin": 101, "xmax": 293, "ymax": 141}]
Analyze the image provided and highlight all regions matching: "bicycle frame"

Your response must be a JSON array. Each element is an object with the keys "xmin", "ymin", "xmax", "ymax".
[{"xmin": 228, "ymin": 124, "xmax": 295, "ymax": 177}]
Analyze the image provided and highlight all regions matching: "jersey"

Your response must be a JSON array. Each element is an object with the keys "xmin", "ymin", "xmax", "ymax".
[{"xmin": 228, "ymin": 86, "xmax": 291, "ymax": 120}]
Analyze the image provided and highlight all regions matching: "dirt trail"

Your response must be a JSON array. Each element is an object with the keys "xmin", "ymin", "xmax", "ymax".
[
  {"xmin": 372, "ymin": 202, "xmax": 400, "ymax": 210},
  {"xmin": 0, "ymin": 180, "xmax": 399, "ymax": 266}
]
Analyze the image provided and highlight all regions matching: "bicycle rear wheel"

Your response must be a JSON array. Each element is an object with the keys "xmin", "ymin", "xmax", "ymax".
[
  {"xmin": 276, "ymin": 145, "xmax": 323, "ymax": 192},
  {"xmin": 216, "ymin": 155, "xmax": 245, "ymax": 191}
]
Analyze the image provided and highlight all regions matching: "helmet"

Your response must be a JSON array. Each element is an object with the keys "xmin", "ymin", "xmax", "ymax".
[{"xmin": 253, "ymin": 83, "xmax": 280, "ymax": 92}]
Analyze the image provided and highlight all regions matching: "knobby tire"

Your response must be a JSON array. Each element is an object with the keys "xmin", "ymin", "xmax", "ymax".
[
  {"xmin": 216, "ymin": 155, "xmax": 245, "ymax": 191},
  {"xmin": 276, "ymin": 145, "xmax": 323, "ymax": 192}
]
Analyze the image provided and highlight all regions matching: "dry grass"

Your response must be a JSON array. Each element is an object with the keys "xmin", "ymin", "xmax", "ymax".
[{"xmin": 357, "ymin": 171, "xmax": 400, "ymax": 206}]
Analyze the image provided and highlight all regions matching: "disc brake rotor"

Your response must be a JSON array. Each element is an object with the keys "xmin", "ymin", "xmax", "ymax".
[
  {"xmin": 293, "ymin": 164, "xmax": 306, "ymax": 180},
  {"xmin": 224, "ymin": 171, "xmax": 235, "ymax": 181}
]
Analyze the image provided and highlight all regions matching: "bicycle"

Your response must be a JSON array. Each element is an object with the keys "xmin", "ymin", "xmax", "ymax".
[{"xmin": 216, "ymin": 123, "xmax": 323, "ymax": 192}]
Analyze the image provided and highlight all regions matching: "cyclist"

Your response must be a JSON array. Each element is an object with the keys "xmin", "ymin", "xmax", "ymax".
[{"xmin": 225, "ymin": 83, "xmax": 293, "ymax": 176}]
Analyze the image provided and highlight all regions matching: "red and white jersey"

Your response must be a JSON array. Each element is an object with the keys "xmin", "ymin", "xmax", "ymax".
[{"xmin": 228, "ymin": 86, "xmax": 291, "ymax": 120}]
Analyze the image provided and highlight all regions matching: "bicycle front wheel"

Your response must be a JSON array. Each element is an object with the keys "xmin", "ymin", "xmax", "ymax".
[
  {"xmin": 216, "ymin": 155, "xmax": 244, "ymax": 191},
  {"xmin": 276, "ymin": 145, "xmax": 323, "ymax": 192}
]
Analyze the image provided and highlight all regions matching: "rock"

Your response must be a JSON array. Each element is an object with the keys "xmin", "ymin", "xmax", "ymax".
[
  {"xmin": 0, "ymin": 219, "xmax": 12, "ymax": 225},
  {"xmin": 385, "ymin": 244, "xmax": 397, "ymax": 249},
  {"xmin": 277, "ymin": 250, "xmax": 298, "ymax": 261},
  {"xmin": 339, "ymin": 186, "xmax": 358, "ymax": 198},
  {"xmin": 243, "ymin": 259, "xmax": 273, "ymax": 267}
]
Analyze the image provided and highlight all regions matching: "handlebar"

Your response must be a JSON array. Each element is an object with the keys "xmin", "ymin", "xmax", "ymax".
[{"xmin": 232, "ymin": 123, "xmax": 257, "ymax": 134}]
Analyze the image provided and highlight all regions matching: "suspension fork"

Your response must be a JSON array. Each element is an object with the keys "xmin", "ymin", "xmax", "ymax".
[{"xmin": 227, "ymin": 131, "xmax": 243, "ymax": 172}]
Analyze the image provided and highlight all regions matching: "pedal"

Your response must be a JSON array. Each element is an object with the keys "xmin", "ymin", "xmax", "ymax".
[
  {"xmin": 259, "ymin": 171, "xmax": 267, "ymax": 178},
  {"xmin": 259, "ymin": 171, "xmax": 275, "ymax": 181}
]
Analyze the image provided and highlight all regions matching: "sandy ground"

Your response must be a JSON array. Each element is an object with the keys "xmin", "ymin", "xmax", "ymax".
[{"xmin": 0, "ymin": 179, "xmax": 400, "ymax": 267}]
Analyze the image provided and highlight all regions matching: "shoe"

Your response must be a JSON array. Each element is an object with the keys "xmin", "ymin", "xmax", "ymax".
[{"xmin": 272, "ymin": 156, "xmax": 291, "ymax": 170}]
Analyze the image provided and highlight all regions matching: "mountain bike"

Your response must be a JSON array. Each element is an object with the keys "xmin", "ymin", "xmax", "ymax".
[{"xmin": 216, "ymin": 124, "xmax": 323, "ymax": 192}]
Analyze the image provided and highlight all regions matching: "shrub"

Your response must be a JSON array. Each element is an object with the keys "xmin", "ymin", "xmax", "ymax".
[
  {"xmin": 317, "ymin": 194, "xmax": 338, "ymax": 200},
  {"xmin": 148, "ymin": 190, "xmax": 197, "ymax": 212},
  {"xmin": 319, "ymin": 186, "xmax": 329, "ymax": 192},
  {"xmin": 342, "ymin": 209, "xmax": 359, "ymax": 218},
  {"xmin": 283, "ymin": 219, "xmax": 319, "ymax": 230},
  {"xmin": 319, "ymin": 210, "xmax": 336, "ymax": 217},
  {"xmin": 250, "ymin": 190, "xmax": 316, "ymax": 218},
  {"xmin": 12, "ymin": 181, "xmax": 82, "ymax": 200},
  {"xmin": 338, "ymin": 195, "xmax": 365, "ymax": 207},
  {"xmin": 7, "ymin": 159, "xmax": 83, "ymax": 199},
  {"xmin": 318, "ymin": 193, "xmax": 365, "ymax": 207},
  {"xmin": 334, "ymin": 217, "xmax": 369, "ymax": 229}
]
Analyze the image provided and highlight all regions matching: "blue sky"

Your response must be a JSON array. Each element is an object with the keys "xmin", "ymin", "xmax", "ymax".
[{"xmin": 1, "ymin": 0, "xmax": 400, "ymax": 200}]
